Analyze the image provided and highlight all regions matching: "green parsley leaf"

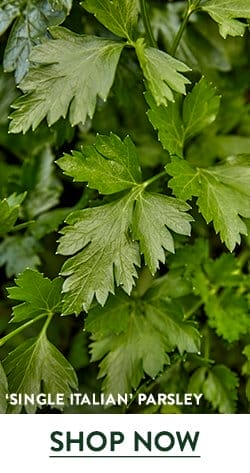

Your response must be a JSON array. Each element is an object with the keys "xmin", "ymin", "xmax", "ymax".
[
  {"xmin": 3, "ymin": 0, "xmax": 72, "ymax": 83},
  {"xmin": 203, "ymin": 365, "xmax": 239, "ymax": 413},
  {"xmin": 146, "ymin": 94, "xmax": 184, "ymax": 157},
  {"xmin": 167, "ymin": 156, "xmax": 250, "ymax": 251},
  {"xmin": 88, "ymin": 294, "xmax": 200, "ymax": 394},
  {"xmin": 135, "ymin": 38, "xmax": 190, "ymax": 106},
  {"xmin": 8, "ymin": 269, "xmax": 63, "ymax": 324},
  {"xmin": 58, "ymin": 195, "xmax": 140, "ymax": 314},
  {"xmin": 189, "ymin": 365, "xmax": 239, "ymax": 413},
  {"xmin": 9, "ymin": 27, "xmax": 125, "ymax": 133},
  {"xmin": 0, "ymin": 192, "xmax": 26, "ymax": 235},
  {"xmin": 202, "ymin": 0, "xmax": 250, "ymax": 38},
  {"xmin": 205, "ymin": 291, "xmax": 250, "ymax": 342},
  {"xmin": 182, "ymin": 78, "xmax": 220, "ymax": 141},
  {"xmin": 82, "ymin": 0, "xmax": 139, "ymax": 41},
  {"xmin": 57, "ymin": 133, "xmax": 142, "ymax": 194},
  {"xmin": 0, "ymin": 361, "xmax": 8, "ymax": 414},
  {"xmin": 147, "ymin": 78, "xmax": 220, "ymax": 156},
  {"xmin": 58, "ymin": 135, "xmax": 192, "ymax": 313},
  {"xmin": 3, "ymin": 332, "xmax": 78, "ymax": 413},
  {"xmin": 132, "ymin": 192, "xmax": 192, "ymax": 274}
]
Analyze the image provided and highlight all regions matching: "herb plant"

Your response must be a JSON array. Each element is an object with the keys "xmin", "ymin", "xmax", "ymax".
[{"xmin": 0, "ymin": 0, "xmax": 250, "ymax": 414}]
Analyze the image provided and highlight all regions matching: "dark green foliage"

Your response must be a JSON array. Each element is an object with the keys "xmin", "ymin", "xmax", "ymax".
[{"xmin": 0, "ymin": 0, "xmax": 249, "ymax": 414}]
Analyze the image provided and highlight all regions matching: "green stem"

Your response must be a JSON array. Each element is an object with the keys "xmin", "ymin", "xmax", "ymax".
[
  {"xmin": 170, "ymin": 0, "xmax": 199, "ymax": 56},
  {"xmin": 10, "ymin": 220, "xmax": 35, "ymax": 233},
  {"xmin": 185, "ymin": 299, "xmax": 203, "ymax": 319},
  {"xmin": 143, "ymin": 170, "xmax": 166, "ymax": 189},
  {"xmin": 0, "ymin": 314, "xmax": 46, "ymax": 348},
  {"xmin": 238, "ymin": 249, "xmax": 250, "ymax": 269},
  {"xmin": 139, "ymin": 0, "xmax": 157, "ymax": 48},
  {"xmin": 40, "ymin": 312, "xmax": 54, "ymax": 336}
]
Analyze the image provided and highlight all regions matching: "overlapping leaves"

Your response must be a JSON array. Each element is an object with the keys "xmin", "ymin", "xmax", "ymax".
[
  {"xmin": 0, "ymin": 192, "xmax": 26, "ymax": 235},
  {"xmin": 136, "ymin": 38, "xmax": 191, "ymax": 107},
  {"xmin": 168, "ymin": 241, "xmax": 250, "ymax": 343},
  {"xmin": 189, "ymin": 364, "xmax": 239, "ymax": 413},
  {"xmin": 147, "ymin": 77, "xmax": 220, "ymax": 157},
  {"xmin": 202, "ymin": 0, "xmax": 250, "ymax": 38},
  {"xmin": 82, "ymin": 0, "xmax": 139, "ymax": 41},
  {"xmin": 167, "ymin": 156, "xmax": 250, "ymax": 251},
  {"xmin": 8, "ymin": 3, "xmax": 192, "ymax": 133},
  {"xmin": 87, "ymin": 291, "xmax": 200, "ymax": 395},
  {"xmin": 2, "ymin": 269, "xmax": 78, "ymax": 413},
  {"xmin": 57, "ymin": 134, "xmax": 192, "ymax": 314},
  {"xmin": 0, "ymin": 0, "xmax": 72, "ymax": 83},
  {"xmin": 9, "ymin": 27, "xmax": 125, "ymax": 132}
]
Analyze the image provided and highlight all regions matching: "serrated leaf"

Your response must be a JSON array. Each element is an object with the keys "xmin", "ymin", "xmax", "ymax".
[
  {"xmin": 58, "ymin": 135, "xmax": 192, "ymax": 313},
  {"xmin": 132, "ymin": 192, "xmax": 192, "ymax": 274},
  {"xmin": 167, "ymin": 157, "xmax": 250, "ymax": 251},
  {"xmin": 58, "ymin": 195, "xmax": 140, "ymax": 314},
  {"xmin": 147, "ymin": 78, "xmax": 220, "ymax": 156},
  {"xmin": 89, "ymin": 295, "xmax": 200, "ymax": 395},
  {"xmin": 3, "ymin": 332, "xmax": 78, "ymax": 413},
  {"xmin": 203, "ymin": 365, "xmax": 239, "ymax": 413},
  {"xmin": 168, "ymin": 239, "xmax": 209, "ymax": 271},
  {"xmin": 135, "ymin": 38, "xmax": 190, "ymax": 106},
  {"xmin": 189, "ymin": 365, "xmax": 239, "ymax": 413},
  {"xmin": 3, "ymin": 0, "xmax": 72, "ymax": 83},
  {"xmin": 151, "ymin": 5, "xmax": 232, "ymax": 73},
  {"xmin": 0, "ymin": 235, "xmax": 41, "ymax": 277},
  {"xmin": 57, "ymin": 134, "xmax": 142, "ymax": 194},
  {"xmin": 58, "ymin": 187, "xmax": 192, "ymax": 313},
  {"xmin": 8, "ymin": 269, "xmax": 63, "ymax": 323},
  {"xmin": 202, "ymin": 0, "xmax": 250, "ymax": 38},
  {"xmin": 0, "ymin": 192, "xmax": 26, "ymax": 235},
  {"xmin": 183, "ymin": 78, "xmax": 220, "ymax": 140},
  {"xmin": 205, "ymin": 291, "xmax": 250, "ymax": 342},
  {"xmin": 0, "ymin": 361, "xmax": 8, "ymax": 414},
  {"xmin": 9, "ymin": 27, "xmax": 125, "ymax": 133},
  {"xmin": 166, "ymin": 158, "xmax": 200, "ymax": 201},
  {"xmin": 204, "ymin": 253, "xmax": 244, "ymax": 288},
  {"xmin": 82, "ymin": 0, "xmax": 139, "ymax": 41},
  {"xmin": 146, "ymin": 94, "xmax": 184, "ymax": 157},
  {"xmin": 146, "ymin": 300, "xmax": 201, "ymax": 355}
]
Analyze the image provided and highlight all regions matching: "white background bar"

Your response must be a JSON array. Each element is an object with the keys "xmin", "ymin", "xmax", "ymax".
[{"xmin": 0, "ymin": 414, "xmax": 248, "ymax": 472}]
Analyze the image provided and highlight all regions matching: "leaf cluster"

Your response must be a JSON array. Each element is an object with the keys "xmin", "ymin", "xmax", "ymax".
[{"xmin": 0, "ymin": 0, "xmax": 249, "ymax": 414}]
